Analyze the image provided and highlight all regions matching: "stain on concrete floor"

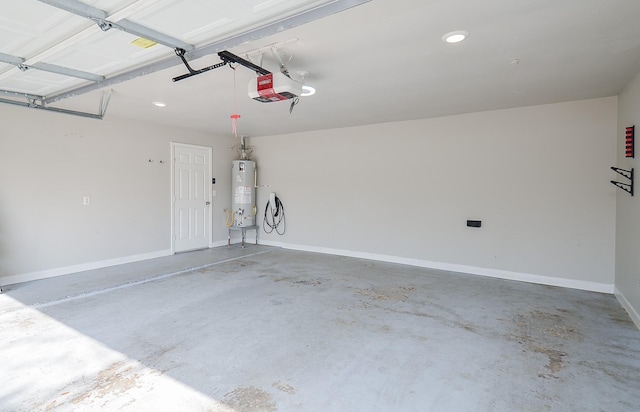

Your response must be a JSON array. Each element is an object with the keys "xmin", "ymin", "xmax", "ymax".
[
  {"xmin": 222, "ymin": 386, "xmax": 276, "ymax": 412},
  {"xmin": 355, "ymin": 286, "xmax": 416, "ymax": 302},
  {"xmin": 72, "ymin": 361, "xmax": 141, "ymax": 403},
  {"xmin": 272, "ymin": 380, "xmax": 296, "ymax": 395},
  {"xmin": 510, "ymin": 310, "xmax": 580, "ymax": 377}
]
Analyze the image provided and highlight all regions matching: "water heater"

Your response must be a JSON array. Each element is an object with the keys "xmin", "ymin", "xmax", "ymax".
[{"xmin": 230, "ymin": 160, "xmax": 256, "ymax": 227}]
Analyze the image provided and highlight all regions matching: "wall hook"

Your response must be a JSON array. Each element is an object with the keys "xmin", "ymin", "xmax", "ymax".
[{"xmin": 610, "ymin": 167, "xmax": 633, "ymax": 196}]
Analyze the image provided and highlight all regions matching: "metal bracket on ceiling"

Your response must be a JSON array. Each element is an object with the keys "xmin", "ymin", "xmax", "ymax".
[
  {"xmin": 98, "ymin": 89, "xmax": 112, "ymax": 116},
  {"xmin": 0, "ymin": 89, "xmax": 113, "ymax": 120},
  {"xmin": 218, "ymin": 51, "xmax": 271, "ymax": 76},
  {"xmin": 271, "ymin": 47, "xmax": 291, "ymax": 78},
  {"xmin": 37, "ymin": 0, "xmax": 194, "ymax": 51},
  {"xmin": 172, "ymin": 49, "xmax": 271, "ymax": 82},
  {"xmin": 172, "ymin": 49, "xmax": 229, "ymax": 82},
  {"xmin": 93, "ymin": 18, "xmax": 114, "ymax": 32}
]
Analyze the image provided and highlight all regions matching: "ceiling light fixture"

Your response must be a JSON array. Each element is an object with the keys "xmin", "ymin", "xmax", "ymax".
[
  {"xmin": 152, "ymin": 101, "xmax": 166, "ymax": 107},
  {"xmin": 442, "ymin": 31, "xmax": 469, "ymax": 44},
  {"xmin": 297, "ymin": 71, "xmax": 316, "ymax": 97},
  {"xmin": 301, "ymin": 85, "xmax": 316, "ymax": 97}
]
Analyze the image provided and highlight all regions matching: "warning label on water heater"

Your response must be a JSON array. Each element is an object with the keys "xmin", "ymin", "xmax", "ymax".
[{"xmin": 234, "ymin": 186, "xmax": 252, "ymax": 204}]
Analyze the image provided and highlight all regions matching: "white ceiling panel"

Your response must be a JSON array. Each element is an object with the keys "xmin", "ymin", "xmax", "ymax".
[
  {"xmin": 46, "ymin": 47, "xmax": 128, "ymax": 76},
  {"xmin": 0, "ymin": 2, "xmax": 90, "ymax": 57},
  {"xmin": 217, "ymin": 0, "xmax": 342, "ymax": 40},
  {"xmin": 125, "ymin": 0, "xmax": 338, "ymax": 46},
  {"xmin": 247, "ymin": 0, "xmax": 326, "ymax": 15},
  {"xmin": 125, "ymin": 0, "xmax": 234, "ymax": 41},
  {"xmin": 0, "ymin": 2, "xmax": 65, "ymax": 33},
  {"xmin": 0, "ymin": 27, "xmax": 27, "ymax": 60},
  {"xmin": 86, "ymin": 0, "xmax": 142, "ymax": 14},
  {"xmin": 50, "ymin": 30, "xmax": 171, "ymax": 74}
]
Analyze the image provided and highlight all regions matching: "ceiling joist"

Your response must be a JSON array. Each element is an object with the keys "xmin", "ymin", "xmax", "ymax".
[
  {"xmin": 0, "ymin": 89, "xmax": 44, "ymax": 103},
  {"xmin": 0, "ymin": 52, "xmax": 104, "ymax": 82}
]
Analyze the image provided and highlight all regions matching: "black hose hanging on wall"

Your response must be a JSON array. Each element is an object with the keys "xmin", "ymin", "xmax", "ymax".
[{"xmin": 263, "ymin": 196, "xmax": 286, "ymax": 235}]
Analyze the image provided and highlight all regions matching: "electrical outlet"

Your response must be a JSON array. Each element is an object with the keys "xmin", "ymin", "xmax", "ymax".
[
  {"xmin": 83, "ymin": 196, "xmax": 90, "ymax": 206},
  {"xmin": 467, "ymin": 220, "xmax": 481, "ymax": 228}
]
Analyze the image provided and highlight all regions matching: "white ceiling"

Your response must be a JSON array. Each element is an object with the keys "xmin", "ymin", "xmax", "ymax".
[{"xmin": 2, "ymin": 0, "xmax": 640, "ymax": 138}]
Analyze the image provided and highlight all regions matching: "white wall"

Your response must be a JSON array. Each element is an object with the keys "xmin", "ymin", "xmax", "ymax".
[
  {"xmin": 615, "ymin": 71, "xmax": 640, "ymax": 327},
  {"xmin": 253, "ymin": 97, "xmax": 618, "ymax": 292},
  {"xmin": 0, "ymin": 97, "xmax": 619, "ymax": 293},
  {"xmin": 0, "ymin": 104, "xmax": 236, "ymax": 284}
]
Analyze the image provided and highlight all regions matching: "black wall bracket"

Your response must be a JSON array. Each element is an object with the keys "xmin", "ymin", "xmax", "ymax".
[{"xmin": 610, "ymin": 167, "xmax": 634, "ymax": 196}]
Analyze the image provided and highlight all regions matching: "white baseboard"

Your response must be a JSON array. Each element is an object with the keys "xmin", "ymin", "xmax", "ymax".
[
  {"xmin": 614, "ymin": 287, "xmax": 640, "ymax": 330},
  {"xmin": 211, "ymin": 240, "xmax": 229, "ymax": 248},
  {"xmin": 4, "ymin": 239, "xmax": 616, "ymax": 297},
  {"xmin": 259, "ymin": 240, "xmax": 615, "ymax": 294},
  {"xmin": 2, "ymin": 249, "xmax": 173, "ymax": 286}
]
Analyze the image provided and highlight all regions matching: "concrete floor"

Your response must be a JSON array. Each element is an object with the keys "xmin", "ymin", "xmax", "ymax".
[{"xmin": 1, "ymin": 246, "xmax": 639, "ymax": 411}]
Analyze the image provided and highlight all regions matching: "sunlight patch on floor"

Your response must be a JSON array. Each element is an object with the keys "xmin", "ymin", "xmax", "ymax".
[{"xmin": 0, "ymin": 295, "xmax": 233, "ymax": 412}]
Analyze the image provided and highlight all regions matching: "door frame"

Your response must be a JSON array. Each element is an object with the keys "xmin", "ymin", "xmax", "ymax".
[{"xmin": 170, "ymin": 142, "xmax": 213, "ymax": 254}]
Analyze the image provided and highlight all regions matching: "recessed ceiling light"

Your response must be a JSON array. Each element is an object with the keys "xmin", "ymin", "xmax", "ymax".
[
  {"xmin": 442, "ymin": 31, "xmax": 469, "ymax": 44},
  {"xmin": 301, "ymin": 85, "xmax": 316, "ymax": 97},
  {"xmin": 152, "ymin": 101, "xmax": 166, "ymax": 107}
]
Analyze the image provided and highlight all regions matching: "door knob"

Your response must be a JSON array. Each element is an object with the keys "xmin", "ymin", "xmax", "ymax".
[{"xmin": 206, "ymin": 201, "xmax": 211, "ymax": 205}]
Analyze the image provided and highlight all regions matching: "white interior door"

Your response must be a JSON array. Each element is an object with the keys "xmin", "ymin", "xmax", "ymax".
[{"xmin": 172, "ymin": 143, "xmax": 211, "ymax": 253}]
